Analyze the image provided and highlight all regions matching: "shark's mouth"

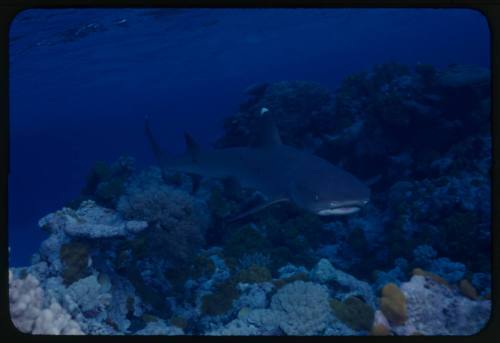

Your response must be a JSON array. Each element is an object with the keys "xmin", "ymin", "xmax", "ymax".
[
  {"xmin": 317, "ymin": 200, "xmax": 368, "ymax": 216},
  {"xmin": 317, "ymin": 206, "xmax": 361, "ymax": 216}
]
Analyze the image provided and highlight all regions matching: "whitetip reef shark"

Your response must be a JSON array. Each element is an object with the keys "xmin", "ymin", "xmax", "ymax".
[{"xmin": 145, "ymin": 107, "xmax": 370, "ymax": 220}]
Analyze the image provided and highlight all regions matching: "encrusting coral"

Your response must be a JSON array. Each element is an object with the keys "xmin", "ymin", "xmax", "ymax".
[
  {"xmin": 270, "ymin": 281, "xmax": 331, "ymax": 335},
  {"xmin": 38, "ymin": 200, "xmax": 148, "ymax": 239}
]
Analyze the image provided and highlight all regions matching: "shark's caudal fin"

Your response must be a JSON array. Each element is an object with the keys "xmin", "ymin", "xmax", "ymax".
[{"xmin": 144, "ymin": 115, "xmax": 169, "ymax": 164}]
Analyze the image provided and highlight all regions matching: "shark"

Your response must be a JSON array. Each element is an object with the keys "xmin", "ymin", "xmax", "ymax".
[{"xmin": 144, "ymin": 108, "xmax": 370, "ymax": 219}]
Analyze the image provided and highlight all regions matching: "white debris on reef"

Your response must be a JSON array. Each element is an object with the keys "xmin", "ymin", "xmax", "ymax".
[
  {"xmin": 392, "ymin": 275, "xmax": 491, "ymax": 335},
  {"xmin": 38, "ymin": 200, "xmax": 148, "ymax": 239},
  {"xmin": 9, "ymin": 270, "xmax": 83, "ymax": 335}
]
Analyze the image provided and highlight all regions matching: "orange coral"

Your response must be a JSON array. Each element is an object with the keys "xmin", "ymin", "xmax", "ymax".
[
  {"xmin": 412, "ymin": 268, "xmax": 449, "ymax": 288},
  {"xmin": 379, "ymin": 283, "xmax": 407, "ymax": 325}
]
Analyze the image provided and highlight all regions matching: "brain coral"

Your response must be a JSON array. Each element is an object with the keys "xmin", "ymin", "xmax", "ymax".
[{"xmin": 270, "ymin": 280, "xmax": 331, "ymax": 335}]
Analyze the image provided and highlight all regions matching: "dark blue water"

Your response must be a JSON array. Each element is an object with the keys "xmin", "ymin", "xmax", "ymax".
[{"xmin": 8, "ymin": 8, "xmax": 489, "ymax": 266}]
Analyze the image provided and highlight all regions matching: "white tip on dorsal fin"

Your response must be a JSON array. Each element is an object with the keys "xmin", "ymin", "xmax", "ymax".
[{"xmin": 254, "ymin": 107, "xmax": 282, "ymax": 148}]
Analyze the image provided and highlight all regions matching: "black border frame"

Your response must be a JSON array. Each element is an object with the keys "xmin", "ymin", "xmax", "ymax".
[{"xmin": 0, "ymin": 1, "xmax": 498, "ymax": 342}]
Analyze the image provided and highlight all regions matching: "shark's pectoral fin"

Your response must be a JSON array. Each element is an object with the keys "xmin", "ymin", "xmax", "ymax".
[{"xmin": 225, "ymin": 198, "xmax": 290, "ymax": 223}]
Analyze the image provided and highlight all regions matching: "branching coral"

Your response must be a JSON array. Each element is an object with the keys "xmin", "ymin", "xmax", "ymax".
[{"xmin": 117, "ymin": 167, "xmax": 209, "ymax": 263}]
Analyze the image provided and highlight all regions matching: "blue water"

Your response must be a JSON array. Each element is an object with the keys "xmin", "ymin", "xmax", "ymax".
[{"xmin": 8, "ymin": 8, "xmax": 489, "ymax": 266}]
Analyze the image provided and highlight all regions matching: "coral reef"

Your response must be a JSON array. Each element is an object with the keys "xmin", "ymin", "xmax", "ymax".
[{"xmin": 9, "ymin": 63, "xmax": 491, "ymax": 336}]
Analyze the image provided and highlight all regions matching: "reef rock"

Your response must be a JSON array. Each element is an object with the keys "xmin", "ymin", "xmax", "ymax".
[
  {"xmin": 38, "ymin": 200, "xmax": 148, "ymax": 239},
  {"xmin": 310, "ymin": 258, "xmax": 376, "ymax": 307},
  {"xmin": 236, "ymin": 282, "xmax": 274, "ymax": 310},
  {"xmin": 66, "ymin": 274, "xmax": 112, "ymax": 313},
  {"xmin": 135, "ymin": 320, "xmax": 184, "ymax": 335}
]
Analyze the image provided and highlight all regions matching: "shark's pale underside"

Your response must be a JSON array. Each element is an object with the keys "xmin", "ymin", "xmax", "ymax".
[{"xmin": 145, "ymin": 108, "xmax": 370, "ymax": 219}]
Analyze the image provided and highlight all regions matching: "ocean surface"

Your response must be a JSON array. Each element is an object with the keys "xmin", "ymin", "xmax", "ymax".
[{"xmin": 7, "ymin": 8, "xmax": 492, "ymax": 336}]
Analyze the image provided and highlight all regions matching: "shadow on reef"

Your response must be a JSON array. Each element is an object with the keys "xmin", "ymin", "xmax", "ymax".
[{"xmin": 9, "ymin": 62, "xmax": 492, "ymax": 335}]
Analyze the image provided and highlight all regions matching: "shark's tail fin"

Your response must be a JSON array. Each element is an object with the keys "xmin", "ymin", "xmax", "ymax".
[{"xmin": 144, "ymin": 115, "xmax": 168, "ymax": 164}]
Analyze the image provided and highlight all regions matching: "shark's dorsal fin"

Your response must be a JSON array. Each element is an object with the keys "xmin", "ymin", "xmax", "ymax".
[
  {"xmin": 253, "ymin": 107, "xmax": 282, "ymax": 148},
  {"xmin": 184, "ymin": 132, "xmax": 200, "ymax": 163}
]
